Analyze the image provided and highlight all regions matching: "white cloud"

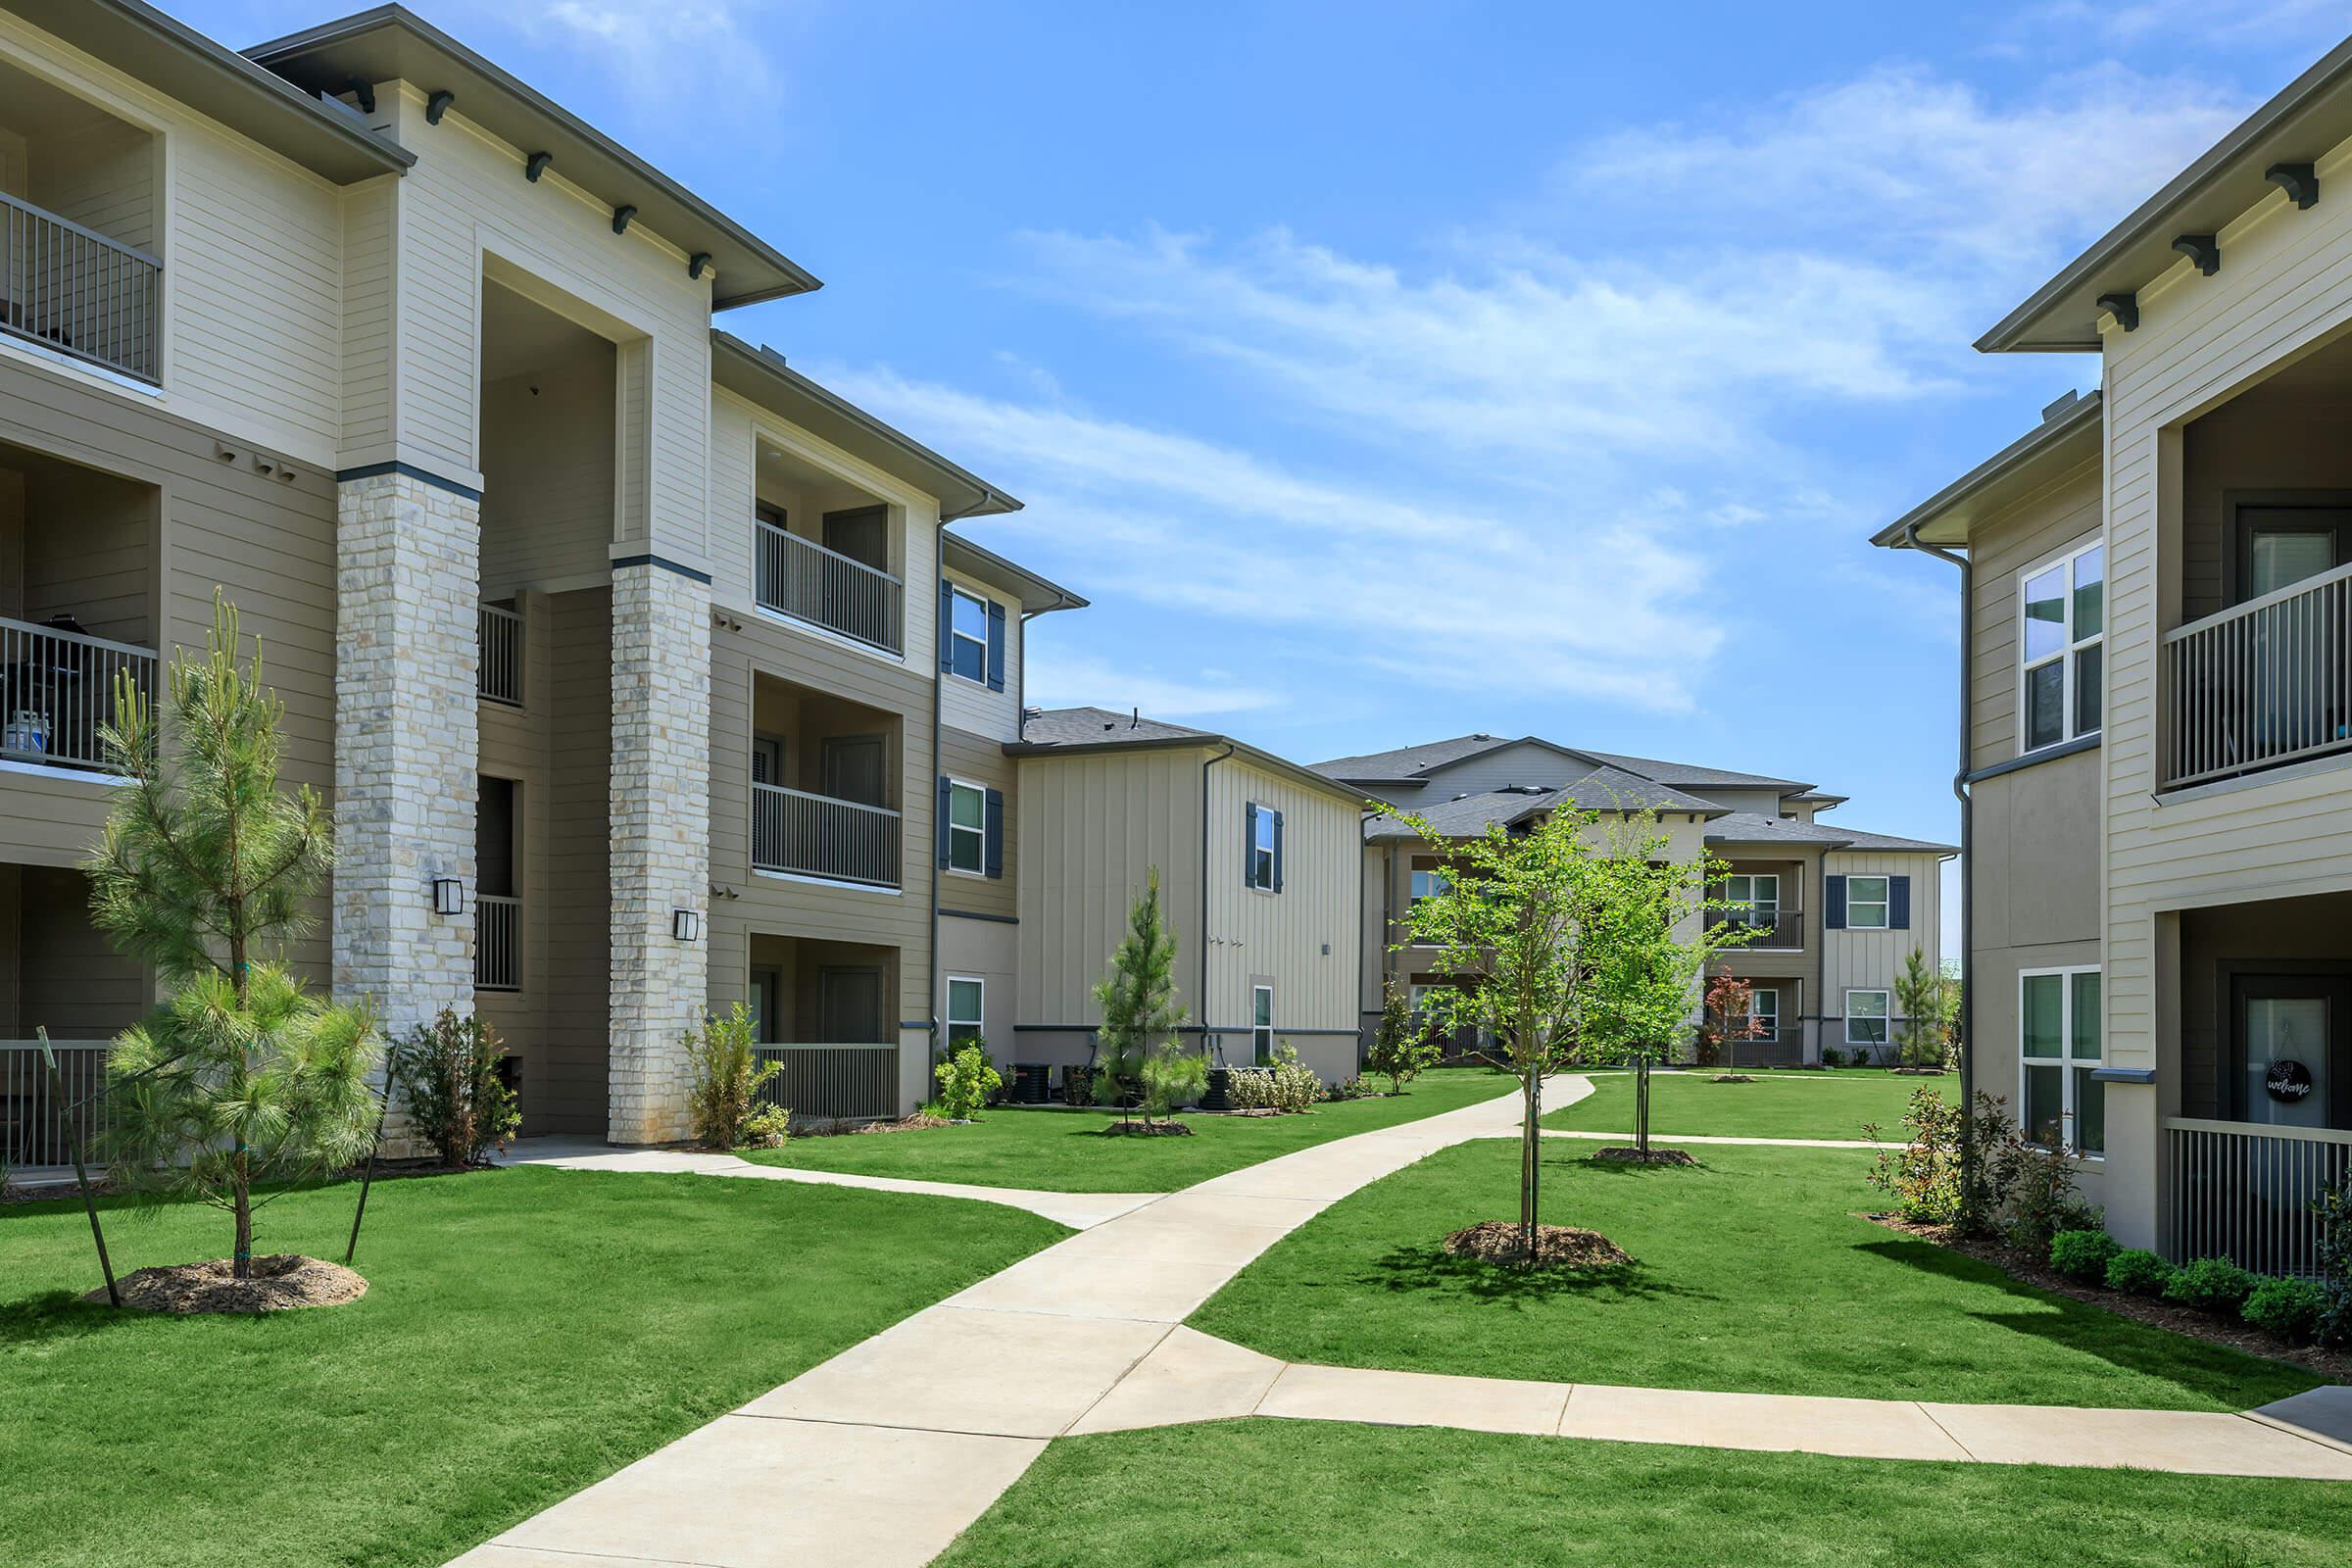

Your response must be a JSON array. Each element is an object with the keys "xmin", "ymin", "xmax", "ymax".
[
  {"xmin": 2027, "ymin": 0, "xmax": 2343, "ymax": 48},
  {"xmin": 423, "ymin": 1, "xmax": 782, "ymax": 115},
  {"xmin": 1021, "ymin": 653, "xmax": 1283, "ymax": 721}
]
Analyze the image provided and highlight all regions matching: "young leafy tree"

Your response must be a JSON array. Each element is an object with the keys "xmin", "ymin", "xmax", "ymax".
[
  {"xmin": 1698, "ymin": 972, "xmax": 1766, "ymax": 1069},
  {"xmin": 1364, "ymin": 974, "xmax": 1440, "ymax": 1093},
  {"xmin": 88, "ymin": 596, "xmax": 380, "ymax": 1279},
  {"xmin": 1092, "ymin": 865, "xmax": 1195, "ymax": 1126},
  {"xmin": 1894, "ymin": 947, "xmax": 1954, "ymax": 1069}
]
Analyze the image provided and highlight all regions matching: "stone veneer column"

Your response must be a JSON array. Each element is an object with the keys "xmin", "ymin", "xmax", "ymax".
[
  {"xmin": 333, "ymin": 469, "xmax": 479, "ymax": 1066},
  {"xmin": 608, "ymin": 560, "xmax": 711, "ymax": 1144}
]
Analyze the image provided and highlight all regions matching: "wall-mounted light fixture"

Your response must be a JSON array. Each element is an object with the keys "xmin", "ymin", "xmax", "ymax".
[
  {"xmin": 433, "ymin": 877, "xmax": 466, "ymax": 916},
  {"xmin": 672, "ymin": 908, "xmax": 704, "ymax": 942}
]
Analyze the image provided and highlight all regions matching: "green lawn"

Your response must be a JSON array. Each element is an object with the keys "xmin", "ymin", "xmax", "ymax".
[
  {"xmin": 937, "ymin": 1419, "xmax": 2352, "ymax": 1568},
  {"xmin": 1544, "ymin": 1067, "xmax": 1953, "ymax": 1142},
  {"xmin": 741, "ymin": 1066, "xmax": 1516, "ymax": 1192},
  {"xmin": 0, "ymin": 1166, "xmax": 1065, "ymax": 1568},
  {"xmin": 1191, "ymin": 1140, "xmax": 2316, "ymax": 1410}
]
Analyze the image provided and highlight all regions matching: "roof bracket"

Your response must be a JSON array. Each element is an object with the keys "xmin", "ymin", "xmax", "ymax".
[
  {"xmin": 612, "ymin": 205, "xmax": 638, "ymax": 236},
  {"xmin": 2171, "ymin": 233, "xmax": 2221, "ymax": 276},
  {"xmin": 525, "ymin": 151, "xmax": 554, "ymax": 183},
  {"xmin": 2267, "ymin": 162, "xmax": 2320, "ymax": 210},
  {"xmin": 2096, "ymin": 291, "xmax": 2140, "ymax": 331},
  {"xmin": 688, "ymin": 253, "xmax": 712, "ymax": 280},
  {"xmin": 426, "ymin": 90, "xmax": 456, "ymax": 125},
  {"xmin": 346, "ymin": 78, "xmax": 375, "ymax": 115}
]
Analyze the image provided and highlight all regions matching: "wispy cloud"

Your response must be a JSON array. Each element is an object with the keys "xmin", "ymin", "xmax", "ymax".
[
  {"xmin": 1021, "ymin": 652, "xmax": 1282, "ymax": 721},
  {"xmin": 422, "ymin": 1, "xmax": 784, "ymax": 117}
]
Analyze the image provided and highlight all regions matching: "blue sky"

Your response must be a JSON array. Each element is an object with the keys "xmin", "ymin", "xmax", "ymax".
[{"xmin": 191, "ymin": 1, "xmax": 2352, "ymax": 948}]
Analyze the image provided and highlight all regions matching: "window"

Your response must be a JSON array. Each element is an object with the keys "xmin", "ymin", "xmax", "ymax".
[
  {"xmin": 949, "ymin": 587, "xmax": 989, "ymax": 684},
  {"xmin": 1750, "ymin": 987, "xmax": 1780, "ymax": 1031},
  {"xmin": 1246, "ymin": 802, "xmax": 1282, "ymax": 892},
  {"xmin": 946, "ymin": 977, "xmax": 985, "ymax": 1052},
  {"xmin": 1252, "ymin": 985, "xmax": 1274, "ymax": 1064},
  {"xmin": 1845, "ymin": 875, "xmax": 1889, "ymax": 929},
  {"xmin": 1724, "ymin": 873, "xmax": 1780, "ymax": 932},
  {"xmin": 2021, "ymin": 967, "xmax": 2103, "ymax": 1155},
  {"xmin": 1409, "ymin": 867, "xmax": 1449, "ymax": 905},
  {"xmin": 2021, "ymin": 542, "xmax": 2104, "ymax": 752},
  {"xmin": 947, "ymin": 779, "xmax": 985, "ymax": 874},
  {"xmin": 1844, "ymin": 990, "xmax": 1889, "ymax": 1050}
]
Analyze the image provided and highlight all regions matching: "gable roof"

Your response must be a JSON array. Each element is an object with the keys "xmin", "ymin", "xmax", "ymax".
[
  {"xmin": 1010, "ymin": 708, "xmax": 1363, "ymax": 805},
  {"xmin": 1315, "ymin": 732, "xmax": 1533, "ymax": 783},
  {"xmin": 941, "ymin": 532, "xmax": 1086, "ymax": 615},
  {"xmin": 1317, "ymin": 732, "xmax": 1808, "ymax": 794},
  {"xmin": 1872, "ymin": 389, "xmax": 2103, "ymax": 550},
  {"xmin": 1704, "ymin": 811, "xmax": 1956, "ymax": 856},
  {"xmin": 1364, "ymin": 767, "xmax": 1723, "ymax": 843},
  {"xmin": 1572, "ymin": 749, "xmax": 1811, "ymax": 793}
]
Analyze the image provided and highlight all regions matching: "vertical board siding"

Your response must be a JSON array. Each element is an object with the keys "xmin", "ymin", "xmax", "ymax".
[
  {"xmin": 1205, "ymin": 759, "xmax": 1361, "ymax": 1042},
  {"xmin": 1820, "ymin": 851, "xmax": 1947, "ymax": 1004}
]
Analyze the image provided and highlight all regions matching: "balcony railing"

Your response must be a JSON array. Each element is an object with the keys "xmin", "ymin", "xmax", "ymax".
[
  {"xmin": 755, "ymin": 519, "xmax": 904, "ymax": 655},
  {"xmin": 1, "ymin": 191, "xmax": 160, "ymax": 384},
  {"xmin": 2165, "ymin": 561, "xmax": 2352, "ymax": 788},
  {"xmin": 1706, "ymin": 1026, "xmax": 1806, "ymax": 1070},
  {"xmin": 0, "ymin": 615, "xmax": 157, "ymax": 772},
  {"xmin": 2166, "ymin": 1117, "xmax": 2352, "ymax": 1277},
  {"xmin": 478, "ymin": 604, "xmax": 523, "ymax": 707},
  {"xmin": 475, "ymin": 893, "xmax": 521, "ymax": 992},
  {"xmin": 1712, "ymin": 907, "xmax": 1803, "ymax": 949},
  {"xmin": 1, "ymin": 1039, "xmax": 112, "ymax": 1172},
  {"xmin": 755, "ymin": 1043, "xmax": 898, "ymax": 1125},
  {"xmin": 752, "ymin": 782, "xmax": 901, "ymax": 888}
]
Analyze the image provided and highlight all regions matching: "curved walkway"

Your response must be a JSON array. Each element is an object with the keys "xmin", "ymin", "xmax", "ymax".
[{"xmin": 455, "ymin": 1076, "xmax": 2351, "ymax": 1568}]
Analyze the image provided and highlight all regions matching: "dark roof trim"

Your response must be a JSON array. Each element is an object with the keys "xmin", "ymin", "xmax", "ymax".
[
  {"xmin": 1008, "ymin": 731, "xmax": 1365, "ymax": 807},
  {"xmin": 1981, "ymin": 36, "xmax": 2352, "ymax": 352},
  {"xmin": 246, "ymin": 6, "xmax": 818, "ymax": 307},
  {"xmin": 1872, "ymin": 389, "xmax": 2103, "ymax": 549},
  {"xmin": 941, "ymin": 532, "xmax": 1086, "ymax": 615},
  {"xmin": 712, "ymin": 332, "xmax": 1021, "ymax": 519},
  {"xmin": 7, "ymin": 0, "xmax": 412, "ymax": 182}
]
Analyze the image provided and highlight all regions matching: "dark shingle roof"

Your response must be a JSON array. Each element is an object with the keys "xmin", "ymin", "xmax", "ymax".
[
  {"xmin": 1016, "ymin": 707, "xmax": 1209, "ymax": 750},
  {"xmin": 1316, "ymin": 732, "xmax": 1811, "ymax": 795},
  {"xmin": 1365, "ymin": 768, "xmax": 1721, "ymax": 842},
  {"xmin": 1315, "ymin": 733, "xmax": 1521, "ymax": 781},
  {"xmin": 1574, "ymin": 750, "xmax": 1813, "ymax": 792},
  {"xmin": 1703, "ymin": 812, "xmax": 1956, "ymax": 855}
]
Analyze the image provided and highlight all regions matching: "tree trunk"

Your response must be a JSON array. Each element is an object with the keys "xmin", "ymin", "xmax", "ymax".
[
  {"xmin": 231, "ymin": 1158, "xmax": 254, "ymax": 1280},
  {"xmin": 1519, "ymin": 1063, "xmax": 1540, "ymax": 1265},
  {"xmin": 1635, "ymin": 1056, "xmax": 1651, "ymax": 1155}
]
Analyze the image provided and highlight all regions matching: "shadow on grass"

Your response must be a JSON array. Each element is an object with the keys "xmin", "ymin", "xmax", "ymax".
[
  {"xmin": 1355, "ymin": 1241, "xmax": 1702, "ymax": 1306},
  {"xmin": 0, "ymin": 1289, "xmax": 154, "ymax": 1347}
]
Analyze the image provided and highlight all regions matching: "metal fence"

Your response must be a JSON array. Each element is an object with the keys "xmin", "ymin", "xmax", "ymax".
[
  {"xmin": 475, "ymin": 893, "xmax": 521, "ymax": 992},
  {"xmin": 755, "ymin": 1044, "xmax": 899, "ymax": 1125},
  {"xmin": 0, "ymin": 615, "xmax": 157, "ymax": 772},
  {"xmin": 2165, "ymin": 561, "xmax": 2352, "ymax": 788},
  {"xmin": 1716, "ymin": 908, "xmax": 1803, "ymax": 950},
  {"xmin": 2166, "ymin": 1117, "xmax": 2352, "ymax": 1277},
  {"xmin": 1, "ymin": 1039, "xmax": 112, "ymax": 1172},
  {"xmin": 755, "ymin": 519, "xmax": 904, "ymax": 654},
  {"xmin": 478, "ymin": 603, "xmax": 523, "ymax": 706},
  {"xmin": 1, "ymin": 190, "xmax": 161, "ymax": 384},
  {"xmin": 751, "ymin": 782, "xmax": 902, "ymax": 888}
]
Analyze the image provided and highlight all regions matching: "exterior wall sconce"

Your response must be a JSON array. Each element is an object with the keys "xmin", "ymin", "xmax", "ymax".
[
  {"xmin": 433, "ymin": 877, "xmax": 466, "ymax": 916},
  {"xmin": 672, "ymin": 908, "xmax": 704, "ymax": 942}
]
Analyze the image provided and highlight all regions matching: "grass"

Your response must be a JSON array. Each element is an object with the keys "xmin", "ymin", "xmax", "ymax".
[
  {"xmin": 1190, "ymin": 1140, "xmax": 2317, "ymax": 1410},
  {"xmin": 0, "ymin": 1165, "xmax": 1066, "ymax": 1568},
  {"xmin": 1544, "ymin": 1067, "xmax": 1954, "ymax": 1142},
  {"xmin": 936, "ymin": 1419, "xmax": 2352, "ymax": 1568},
  {"xmin": 740, "ymin": 1066, "xmax": 1517, "ymax": 1192}
]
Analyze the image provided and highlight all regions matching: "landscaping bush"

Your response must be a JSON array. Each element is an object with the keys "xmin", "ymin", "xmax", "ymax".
[
  {"xmin": 1268, "ymin": 1042, "xmax": 1321, "ymax": 1112},
  {"xmin": 2047, "ymin": 1228, "xmax": 2119, "ymax": 1285},
  {"xmin": 2242, "ymin": 1276, "xmax": 2328, "ymax": 1342},
  {"xmin": 684, "ymin": 1003, "xmax": 779, "ymax": 1151},
  {"xmin": 2105, "ymin": 1248, "xmax": 2175, "ymax": 1297},
  {"xmin": 1862, "ymin": 1087, "xmax": 1966, "ymax": 1223},
  {"xmin": 2163, "ymin": 1255, "xmax": 2258, "ymax": 1317},
  {"xmin": 1139, "ymin": 1042, "xmax": 1208, "ymax": 1118},
  {"xmin": 1225, "ymin": 1067, "xmax": 1275, "ymax": 1110},
  {"xmin": 2318, "ymin": 1169, "xmax": 2352, "ymax": 1347},
  {"xmin": 933, "ymin": 1042, "xmax": 1003, "ymax": 1121},
  {"xmin": 1326, "ymin": 1074, "xmax": 1371, "ymax": 1101},
  {"xmin": 2001, "ymin": 1144, "xmax": 2096, "ymax": 1254},
  {"xmin": 1819, "ymin": 1046, "xmax": 1844, "ymax": 1068},
  {"xmin": 1364, "ymin": 977, "xmax": 1440, "ymax": 1093},
  {"xmin": 740, "ymin": 1102, "xmax": 792, "ymax": 1149},
  {"xmin": 396, "ymin": 1007, "xmax": 521, "ymax": 1166}
]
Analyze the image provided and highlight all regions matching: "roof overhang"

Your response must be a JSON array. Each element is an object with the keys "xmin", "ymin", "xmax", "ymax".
[
  {"xmin": 1008, "ymin": 734, "xmax": 1366, "ymax": 807},
  {"xmin": 246, "ymin": 7, "xmax": 818, "ymax": 307},
  {"xmin": 942, "ymin": 531, "xmax": 1086, "ymax": 615},
  {"xmin": 1872, "ymin": 390, "xmax": 2103, "ymax": 550},
  {"xmin": 7, "ymin": 0, "xmax": 412, "ymax": 183},
  {"xmin": 1981, "ymin": 35, "xmax": 2352, "ymax": 353},
  {"xmin": 712, "ymin": 332, "xmax": 1021, "ymax": 520}
]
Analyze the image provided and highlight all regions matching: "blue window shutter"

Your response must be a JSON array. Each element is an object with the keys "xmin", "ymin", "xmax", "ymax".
[
  {"xmin": 984, "ymin": 788, "xmax": 1005, "ymax": 878},
  {"xmin": 1272, "ymin": 808, "xmax": 1285, "ymax": 893},
  {"xmin": 1889, "ymin": 875, "xmax": 1911, "ymax": 930},
  {"xmin": 1824, "ymin": 875, "xmax": 1847, "ymax": 930},
  {"xmin": 937, "ymin": 581, "xmax": 955, "ymax": 672},
  {"xmin": 986, "ymin": 601, "xmax": 1007, "ymax": 692},
  {"xmin": 936, "ymin": 775, "xmax": 953, "ymax": 868},
  {"xmin": 1245, "ymin": 802, "xmax": 1258, "ymax": 885}
]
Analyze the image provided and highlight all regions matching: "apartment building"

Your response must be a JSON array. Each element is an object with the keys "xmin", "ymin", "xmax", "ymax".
[
  {"xmin": 1879, "ymin": 35, "xmax": 2352, "ymax": 1273},
  {"xmin": 1318, "ymin": 735, "xmax": 1952, "ymax": 1067}
]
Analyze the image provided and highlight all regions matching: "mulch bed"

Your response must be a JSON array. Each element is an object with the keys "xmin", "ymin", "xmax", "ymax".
[
  {"xmin": 1444, "ymin": 1221, "xmax": 1633, "ymax": 1270},
  {"xmin": 1708, "ymin": 1074, "xmax": 1757, "ymax": 1084},
  {"xmin": 1592, "ymin": 1147, "xmax": 1699, "ymax": 1166},
  {"xmin": 87, "ymin": 1254, "xmax": 368, "ymax": 1315},
  {"xmin": 1867, "ymin": 1214, "xmax": 2352, "ymax": 1383},
  {"xmin": 1101, "ymin": 1119, "xmax": 1195, "ymax": 1137}
]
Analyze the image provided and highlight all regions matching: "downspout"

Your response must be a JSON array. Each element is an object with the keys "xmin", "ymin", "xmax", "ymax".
[
  {"xmin": 1904, "ymin": 520, "xmax": 1972, "ymax": 1183},
  {"xmin": 1201, "ymin": 742, "xmax": 1236, "ymax": 1061},
  {"xmin": 927, "ymin": 533, "xmax": 946, "ymax": 1101}
]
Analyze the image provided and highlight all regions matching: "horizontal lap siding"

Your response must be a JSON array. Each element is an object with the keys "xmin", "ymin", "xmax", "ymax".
[
  {"xmin": 1968, "ymin": 466, "xmax": 2102, "ymax": 771},
  {"xmin": 939, "ymin": 725, "xmax": 1015, "ymax": 919}
]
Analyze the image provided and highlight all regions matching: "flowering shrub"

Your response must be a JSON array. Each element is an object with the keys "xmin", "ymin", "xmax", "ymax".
[
  {"xmin": 1268, "ymin": 1042, "xmax": 1321, "ymax": 1112},
  {"xmin": 1325, "ymin": 1075, "xmax": 1371, "ymax": 1101}
]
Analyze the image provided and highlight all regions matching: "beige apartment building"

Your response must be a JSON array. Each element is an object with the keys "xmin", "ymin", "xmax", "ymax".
[
  {"xmin": 1882, "ymin": 33, "xmax": 2352, "ymax": 1272},
  {"xmin": 1319, "ymin": 735, "xmax": 1952, "ymax": 1067}
]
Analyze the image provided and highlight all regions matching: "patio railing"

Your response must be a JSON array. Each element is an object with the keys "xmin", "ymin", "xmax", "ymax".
[
  {"xmin": 475, "ymin": 893, "xmax": 521, "ymax": 992},
  {"xmin": 478, "ymin": 603, "xmax": 523, "ymax": 707},
  {"xmin": 755, "ymin": 519, "xmax": 904, "ymax": 654},
  {"xmin": 2164, "ymin": 561, "xmax": 2352, "ymax": 788},
  {"xmin": 0, "ymin": 1038, "xmax": 113, "ymax": 1172},
  {"xmin": 0, "ymin": 190, "xmax": 161, "ymax": 384},
  {"xmin": 0, "ymin": 615, "xmax": 158, "ymax": 772},
  {"xmin": 755, "ymin": 1043, "xmax": 898, "ymax": 1125},
  {"xmin": 1712, "ymin": 907, "xmax": 1803, "ymax": 950},
  {"xmin": 751, "ymin": 782, "xmax": 901, "ymax": 888},
  {"xmin": 2166, "ymin": 1117, "xmax": 2352, "ymax": 1277}
]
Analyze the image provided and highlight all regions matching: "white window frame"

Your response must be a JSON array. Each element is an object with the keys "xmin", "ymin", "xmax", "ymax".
[
  {"xmin": 1252, "ymin": 984, "xmax": 1274, "ymax": 1064},
  {"xmin": 2019, "ymin": 965, "xmax": 2104, "ymax": 1157},
  {"xmin": 946, "ymin": 777, "xmax": 987, "ymax": 877},
  {"xmin": 2018, "ymin": 539, "xmax": 2104, "ymax": 755},
  {"xmin": 1844, "ymin": 989, "xmax": 1890, "ymax": 1050},
  {"xmin": 1845, "ymin": 874, "xmax": 1890, "ymax": 930},
  {"xmin": 1248, "ymin": 802, "xmax": 1278, "ymax": 892},
  {"xmin": 949, "ymin": 585, "xmax": 991, "ymax": 686},
  {"xmin": 1409, "ymin": 867, "xmax": 1449, "ymax": 905},
  {"xmin": 1725, "ymin": 873, "xmax": 1780, "ymax": 919},
  {"xmin": 946, "ymin": 975, "xmax": 985, "ymax": 1050},
  {"xmin": 1749, "ymin": 986, "xmax": 1780, "ymax": 1030}
]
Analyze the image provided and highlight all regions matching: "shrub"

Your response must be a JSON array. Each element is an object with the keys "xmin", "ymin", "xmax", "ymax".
[
  {"xmin": 740, "ymin": 1102, "xmax": 792, "ymax": 1149},
  {"xmin": 1226, "ymin": 1067, "xmax": 1274, "ymax": 1110},
  {"xmin": 684, "ymin": 1003, "xmax": 778, "ymax": 1151},
  {"xmin": 2105, "ymin": 1248, "xmax": 2175, "ymax": 1297},
  {"xmin": 2242, "ymin": 1276, "xmax": 2328, "ymax": 1342},
  {"xmin": 2047, "ymin": 1228, "xmax": 2119, "ymax": 1285},
  {"xmin": 1326, "ymin": 1074, "xmax": 1371, "ymax": 1101},
  {"xmin": 395, "ymin": 1008, "xmax": 521, "ymax": 1166},
  {"xmin": 1138, "ymin": 1041, "xmax": 1207, "ymax": 1118},
  {"xmin": 1268, "ymin": 1042, "xmax": 1321, "ymax": 1112},
  {"xmin": 1365, "ymin": 978, "xmax": 1441, "ymax": 1093},
  {"xmin": 1820, "ymin": 1046, "xmax": 1844, "ymax": 1068},
  {"xmin": 933, "ymin": 1042, "xmax": 1003, "ymax": 1121},
  {"xmin": 2164, "ymin": 1255, "xmax": 2258, "ymax": 1316},
  {"xmin": 2317, "ymin": 1169, "xmax": 2352, "ymax": 1347},
  {"xmin": 1862, "ymin": 1087, "xmax": 1967, "ymax": 1223},
  {"xmin": 2002, "ymin": 1144, "xmax": 2095, "ymax": 1254}
]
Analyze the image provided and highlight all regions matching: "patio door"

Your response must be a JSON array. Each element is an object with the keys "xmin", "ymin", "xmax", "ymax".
[
  {"xmin": 818, "ymin": 965, "xmax": 887, "ymax": 1046},
  {"xmin": 2229, "ymin": 974, "xmax": 2351, "ymax": 1130},
  {"xmin": 821, "ymin": 734, "xmax": 887, "ymax": 807},
  {"xmin": 750, "ymin": 965, "xmax": 782, "ymax": 1045},
  {"xmin": 2236, "ymin": 508, "xmax": 2352, "ymax": 752}
]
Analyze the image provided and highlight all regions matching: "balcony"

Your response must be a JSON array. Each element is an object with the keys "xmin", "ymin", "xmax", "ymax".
[
  {"xmin": 2163, "ymin": 562, "xmax": 2352, "ymax": 789},
  {"xmin": 756, "ymin": 518, "xmax": 904, "ymax": 655},
  {"xmin": 2167, "ymin": 1118, "xmax": 2351, "ymax": 1277},
  {"xmin": 1718, "ymin": 907, "xmax": 1803, "ymax": 950},
  {"xmin": 0, "ymin": 615, "xmax": 156, "ymax": 773},
  {"xmin": 1, "ymin": 189, "xmax": 160, "ymax": 386},
  {"xmin": 475, "ymin": 892, "xmax": 521, "ymax": 991},
  {"xmin": 754, "ymin": 1044, "xmax": 899, "ymax": 1126},
  {"xmin": 478, "ymin": 603, "xmax": 523, "ymax": 707},
  {"xmin": 752, "ymin": 783, "xmax": 901, "ymax": 888}
]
